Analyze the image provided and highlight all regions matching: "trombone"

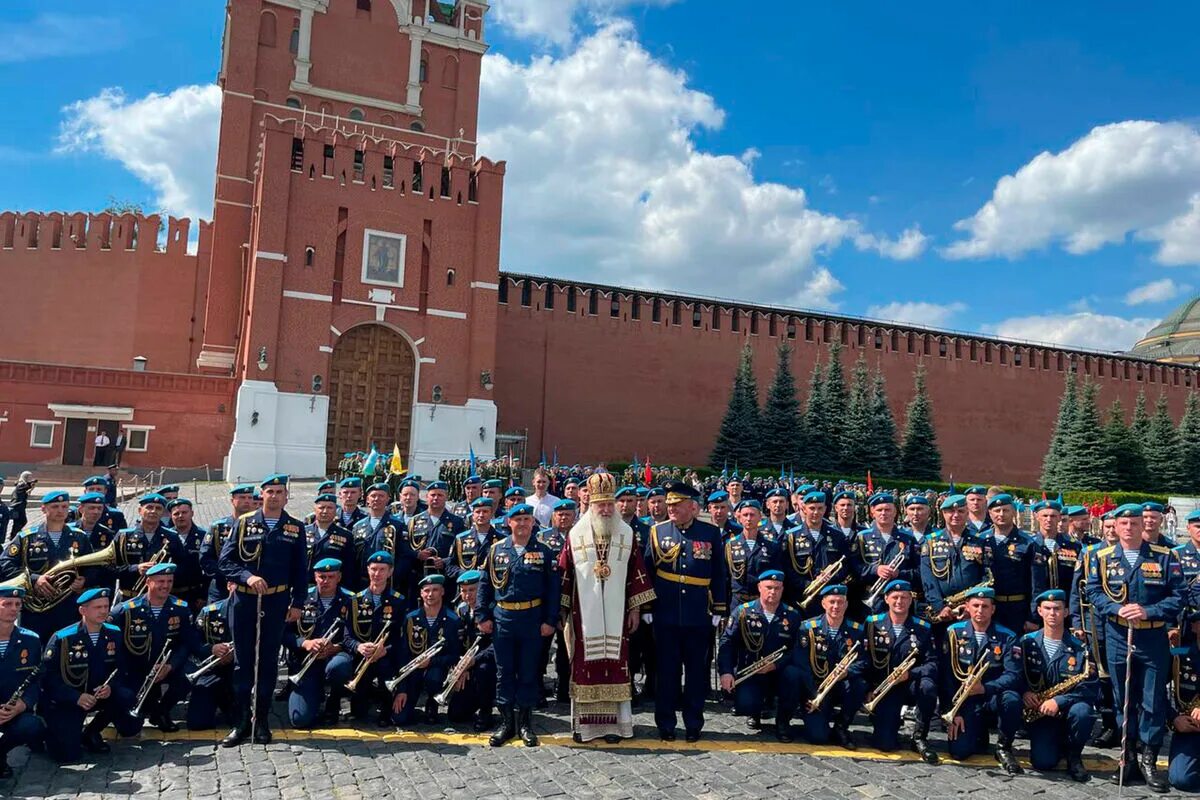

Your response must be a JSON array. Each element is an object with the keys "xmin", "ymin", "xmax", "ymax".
[
  {"xmin": 732, "ymin": 646, "xmax": 788, "ymax": 688},
  {"xmin": 130, "ymin": 644, "xmax": 173, "ymax": 718},
  {"xmin": 345, "ymin": 621, "xmax": 392, "ymax": 693},
  {"xmin": 863, "ymin": 551, "xmax": 907, "ymax": 608},
  {"xmin": 385, "ymin": 638, "xmax": 446, "ymax": 693},
  {"xmin": 288, "ymin": 620, "xmax": 342, "ymax": 687}
]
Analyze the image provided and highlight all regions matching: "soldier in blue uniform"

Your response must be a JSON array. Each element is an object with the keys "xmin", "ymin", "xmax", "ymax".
[
  {"xmin": 644, "ymin": 481, "xmax": 727, "ymax": 742},
  {"xmin": 1034, "ymin": 502, "xmax": 1089, "ymax": 611},
  {"xmin": 862, "ymin": 579, "xmax": 939, "ymax": 763},
  {"xmin": 854, "ymin": 493, "xmax": 919, "ymax": 616},
  {"xmin": 41, "ymin": 588, "xmax": 140, "ymax": 763},
  {"xmin": 0, "ymin": 490, "xmax": 97, "ymax": 642},
  {"xmin": 704, "ymin": 490, "xmax": 742, "ymax": 542},
  {"xmin": 285, "ymin": 558, "xmax": 353, "ymax": 728},
  {"xmin": 725, "ymin": 500, "xmax": 781, "ymax": 608},
  {"xmin": 794, "ymin": 584, "xmax": 865, "ymax": 748},
  {"xmin": 643, "ymin": 486, "xmax": 668, "ymax": 526},
  {"xmin": 762, "ymin": 488, "xmax": 791, "ymax": 540},
  {"xmin": 980, "ymin": 493, "xmax": 1045, "ymax": 634},
  {"xmin": 1086, "ymin": 503, "xmax": 1184, "ymax": 792},
  {"xmin": 1173, "ymin": 508, "xmax": 1200, "ymax": 644},
  {"xmin": 619, "ymin": 487, "xmax": 657, "ymax": 704},
  {"xmin": 75, "ymin": 490, "xmax": 115, "ymax": 552},
  {"xmin": 903, "ymin": 494, "xmax": 936, "ymax": 542},
  {"xmin": 1143, "ymin": 501, "xmax": 1175, "ymax": 548},
  {"xmin": 111, "ymin": 494, "xmax": 187, "ymax": 598},
  {"xmin": 408, "ymin": 481, "xmax": 466, "ymax": 587},
  {"xmin": 109, "ymin": 562, "xmax": 195, "ymax": 731},
  {"xmin": 305, "ymin": 493, "xmax": 357, "ymax": 589},
  {"xmin": 830, "ymin": 489, "xmax": 867, "ymax": 543},
  {"xmin": 186, "ymin": 586, "xmax": 236, "ymax": 730},
  {"xmin": 779, "ymin": 490, "xmax": 855, "ymax": 612},
  {"xmin": 446, "ymin": 570, "xmax": 496, "ymax": 732},
  {"xmin": 1168, "ymin": 639, "xmax": 1200, "ymax": 792},
  {"xmin": 352, "ymin": 483, "xmax": 416, "ymax": 602},
  {"xmin": 166, "ymin": 498, "xmax": 207, "ymax": 610},
  {"xmin": 943, "ymin": 586, "xmax": 1023, "ymax": 773},
  {"xmin": 341, "ymin": 551, "xmax": 405, "ymax": 726},
  {"xmin": 390, "ymin": 574, "xmax": 461, "ymax": 726},
  {"xmin": 217, "ymin": 474, "xmax": 309, "ymax": 746},
  {"xmin": 199, "ymin": 484, "xmax": 256, "ymax": 603},
  {"xmin": 476, "ymin": 504, "xmax": 556, "ymax": 747},
  {"xmin": 537, "ymin": 499, "xmax": 573, "ymax": 704},
  {"xmin": 964, "ymin": 485, "xmax": 992, "ymax": 533},
  {"xmin": 0, "ymin": 586, "xmax": 44, "ymax": 778},
  {"xmin": 1071, "ymin": 510, "xmax": 1121, "ymax": 747},
  {"xmin": 82, "ymin": 474, "xmax": 126, "ymax": 533},
  {"xmin": 717, "ymin": 570, "xmax": 802, "ymax": 741},
  {"xmin": 446, "ymin": 498, "xmax": 502, "ymax": 584},
  {"xmin": 336, "ymin": 477, "xmax": 367, "ymax": 530},
  {"xmin": 1010, "ymin": 589, "xmax": 1096, "ymax": 782}
]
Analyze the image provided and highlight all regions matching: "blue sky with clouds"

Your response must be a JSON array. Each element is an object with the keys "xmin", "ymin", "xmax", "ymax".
[{"xmin": 5, "ymin": 0, "xmax": 1200, "ymax": 352}]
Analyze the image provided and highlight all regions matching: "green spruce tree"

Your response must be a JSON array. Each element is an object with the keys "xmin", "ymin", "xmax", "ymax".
[
  {"xmin": 709, "ymin": 343, "xmax": 762, "ymax": 468},
  {"xmin": 1178, "ymin": 392, "xmax": 1200, "ymax": 494},
  {"xmin": 870, "ymin": 368, "xmax": 902, "ymax": 478},
  {"xmin": 1059, "ymin": 379, "xmax": 1117, "ymax": 490},
  {"xmin": 1040, "ymin": 371, "xmax": 1077, "ymax": 492},
  {"xmin": 900, "ymin": 363, "xmax": 942, "ymax": 480},
  {"xmin": 802, "ymin": 360, "xmax": 827, "ymax": 472},
  {"xmin": 822, "ymin": 340, "xmax": 849, "ymax": 471},
  {"xmin": 840, "ymin": 354, "xmax": 873, "ymax": 475},
  {"xmin": 1103, "ymin": 399, "xmax": 1150, "ymax": 491},
  {"xmin": 760, "ymin": 343, "xmax": 805, "ymax": 468},
  {"xmin": 1132, "ymin": 390, "xmax": 1152, "ymax": 442},
  {"xmin": 1145, "ymin": 393, "xmax": 1185, "ymax": 493}
]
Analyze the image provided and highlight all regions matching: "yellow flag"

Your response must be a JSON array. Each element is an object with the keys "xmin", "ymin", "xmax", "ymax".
[{"xmin": 389, "ymin": 444, "xmax": 404, "ymax": 475}]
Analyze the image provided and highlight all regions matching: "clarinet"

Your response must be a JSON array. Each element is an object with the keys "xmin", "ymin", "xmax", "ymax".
[{"xmin": 0, "ymin": 665, "xmax": 42, "ymax": 742}]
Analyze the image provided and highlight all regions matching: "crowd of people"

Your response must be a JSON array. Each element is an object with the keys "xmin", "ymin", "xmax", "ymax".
[{"xmin": 0, "ymin": 466, "xmax": 1198, "ymax": 794}]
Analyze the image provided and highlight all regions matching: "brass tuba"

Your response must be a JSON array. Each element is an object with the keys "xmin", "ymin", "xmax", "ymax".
[{"xmin": 24, "ymin": 542, "xmax": 121, "ymax": 613}]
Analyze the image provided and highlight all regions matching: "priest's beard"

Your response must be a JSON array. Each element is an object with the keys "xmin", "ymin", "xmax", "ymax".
[{"xmin": 589, "ymin": 510, "xmax": 618, "ymax": 546}]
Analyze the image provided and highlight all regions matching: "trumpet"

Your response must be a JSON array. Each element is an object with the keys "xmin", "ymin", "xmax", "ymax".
[
  {"xmin": 345, "ymin": 621, "xmax": 392, "ymax": 693},
  {"xmin": 288, "ymin": 620, "xmax": 343, "ymax": 687},
  {"xmin": 940, "ymin": 654, "xmax": 991, "ymax": 727},
  {"xmin": 863, "ymin": 551, "xmax": 907, "ymax": 608},
  {"xmin": 806, "ymin": 641, "xmax": 861, "ymax": 713},
  {"xmin": 433, "ymin": 636, "xmax": 482, "ymax": 704},
  {"xmin": 131, "ymin": 543, "xmax": 171, "ymax": 597},
  {"xmin": 1022, "ymin": 659, "xmax": 1092, "ymax": 723},
  {"xmin": 15, "ymin": 541, "xmax": 120, "ymax": 613},
  {"xmin": 186, "ymin": 647, "xmax": 232, "ymax": 684},
  {"xmin": 800, "ymin": 556, "xmax": 846, "ymax": 608},
  {"xmin": 130, "ymin": 644, "xmax": 173, "ymax": 718},
  {"xmin": 863, "ymin": 648, "xmax": 919, "ymax": 714},
  {"xmin": 732, "ymin": 646, "xmax": 788, "ymax": 688},
  {"xmin": 385, "ymin": 638, "xmax": 446, "ymax": 693}
]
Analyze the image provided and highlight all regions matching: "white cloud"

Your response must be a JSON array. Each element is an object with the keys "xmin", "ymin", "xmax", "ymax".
[
  {"xmin": 0, "ymin": 13, "xmax": 125, "ymax": 64},
  {"xmin": 56, "ymin": 85, "xmax": 221, "ymax": 221},
  {"xmin": 1125, "ymin": 277, "xmax": 1190, "ymax": 306},
  {"xmin": 491, "ymin": 0, "xmax": 676, "ymax": 45},
  {"xmin": 480, "ymin": 23, "xmax": 919, "ymax": 308},
  {"xmin": 945, "ymin": 121, "xmax": 1200, "ymax": 265},
  {"xmin": 984, "ymin": 312, "xmax": 1157, "ymax": 352},
  {"xmin": 866, "ymin": 301, "xmax": 966, "ymax": 329}
]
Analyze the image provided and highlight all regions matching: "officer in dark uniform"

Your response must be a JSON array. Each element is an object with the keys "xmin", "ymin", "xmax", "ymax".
[
  {"xmin": 1168, "ymin": 639, "xmax": 1200, "ymax": 792},
  {"xmin": 982, "ymin": 493, "xmax": 1046, "ymax": 634},
  {"xmin": 41, "ymin": 588, "xmax": 140, "ymax": 763},
  {"xmin": 217, "ymin": 474, "xmax": 309, "ymax": 746},
  {"xmin": 285, "ymin": 558, "xmax": 353, "ymax": 728},
  {"xmin": 862, "ymin": 579, "xmax": 938, "ymax": 763},
  {"xmin": 82, "ymin": 475, "xmax": 126, "ymax": 533},
  {"xmin": 830, "ymin": 489, "xmax": 867, "ymax": 543},
  {"xmin": 481, "ymin": 478, "xmax": 505, "ymax": 508},
  {"xmin": 1011, "ymin": 589, "xmax": 1096, "ymax": 782},
  {"xmin": 343, "ymin": 551, "xmax": 405, "ymax": 726},
  {"xmin": 725, "ymin": 499, "xmax": 782, "ymax": 608},
  {"xmin": 167, "ymin": 498, "xmax": 207, "ymax": 610},
  {"xmin": 336, "ymin": 477, "xmax": 367, "ymax": 530},
  {"xmin": 109, "ymin": 562, "xmax": 195, "ymax": 731},
  {"xmin": 408, "ymin": 480, "xmax": 466, "ymax": 586},
  {"xmin": 75, "ymin": 491, "xmax": 115, "ymax": 551},
  {"xmin": 644, "ymin": 481, "xmax": 728, "ymax": 743},
  {"xmin": 1143, "ymin": 502, "xmax": 1175, "ymax": 547},
  {"xmin": 619, "ymin": 487, "xmax": 657, "ymax": 703},
  {"xmin": 537, "ymin": 499, "xmax": 573, "ymax": 704},
  {"xmin": 921, "ymin": 494, "xmax": 992, "ymax": 631},
  {"xmin": 717, "ymin": 569, "xmax": 801, "ymax": 741},
  {"xmin": 1035, "ymin": 502, "xmax": 1089, "ymax": 611},
  {"xmin": 446, "ymin": 569, "xmax": 496, "ymax": 732},
  {"xmin": 794, "ymin": 584, "xmax": 866, "ymax": 748},
  {"xmin": 762, "ymin": 487, "xmax": 792, "ymax": 540},
  {"xmin": 110, "ymin": 494, "xmax": 187, "ymax": 599},
  {"xmin": 1173, "ymin": 508, "xmax": 1200, "ymax": 642},
  {"xmin": 390, "ymin": 574, "xmax": 461, "ymax": 726},
  {"xmin": 943, "ymin": 587, "xmax": 1023, "ymax": 773},
  {"xmin": 903, "ymin": 494, "xmax": 936, "ymax": 542},
  {"xmin": 475, "ymin": 504, "xmax": 556, "ymax": 747},
  {"xmin": 0, "ymin": 490, "xmax": 97, "ymax": 642},
  {"xmin": 199, "ymin": 484, "xmax": 256, "ymax": 603},
  {"xmin": 303, "ymin": 481, "xmax": 337, "ymax": 525},
  {"xmin": 643, "ymin": 486, "xmax": 668, "ymax": 526},
  {"xmin": 855, "ymin": 493, "xmax": 920, "ymax": 616},
  {"xmin": 447, "ymin": 498, "xmax": 502, "ymax": 584},
  {"xmin": 305, "ymin": 493, "xmax": 357, "ymax": 589},
  {"xmin": 186, "ymin": 585, "xmax": 236, "ymax": 730},
  {"xmin": 779, "ymin": 490, "xmax": 855, "ymax": 612},
  {"xmin": 1086, "ymin": 503, "xmax": 1184, "ymax": 792},
  {"xmin": 353, "ymin": 483, "xmax": 416, "ymax": 601},
  {"xmin": 1071, "ymin": 511, "xmax": 1121, "ymax": 746},
  {"xmin": 705, "ymin": 490, "xmax": 742, "ymax": 541},
  {"xmin": 0, "ymin": 586, "xmax": 44, "ymax": 779},
  {"xmin": 964, "ymin": 485, "xmax": 992, "ymax": 533}
]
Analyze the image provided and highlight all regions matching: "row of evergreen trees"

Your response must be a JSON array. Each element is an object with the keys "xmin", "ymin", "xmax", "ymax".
[
  {"xmin": 710, "ymin": 341, "xmax": 942, "ymax": 480},
  {"xmin": 1041, "ymin": 373, "xmax": 1200, "ymax": 494}
]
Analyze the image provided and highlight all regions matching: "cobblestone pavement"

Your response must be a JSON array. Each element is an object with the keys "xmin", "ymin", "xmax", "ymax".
[{"xmin": 7, "ymin": 482, "xmax": 1180, "ymax": 799}]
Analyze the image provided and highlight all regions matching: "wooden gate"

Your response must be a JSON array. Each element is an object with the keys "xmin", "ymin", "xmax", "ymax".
[{"xmin": 325, "ymin": 325, "xmax": 415, "ymax": 472}]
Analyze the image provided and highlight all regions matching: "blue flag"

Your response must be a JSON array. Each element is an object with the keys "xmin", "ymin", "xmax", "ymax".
[
  {"xmin": 362, "ymin": 444, "xmax": 380, "ymax": 476},
  {"xmin": 469, "ymin": 443, "xmax": 478, "ymax": 477},
  {"xmin": 948, "ymin": 475, "xmax": 956, "ymax": 494},
  {"xmin": 540, "ymin": 450, "xmax": 547, "ymax": 467},
  {"xmin": 552, "ymin": 446, "xmax": 558, "ymax": 467}
]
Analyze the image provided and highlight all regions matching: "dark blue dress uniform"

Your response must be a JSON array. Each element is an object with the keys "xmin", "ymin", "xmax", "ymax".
[
  {"xmin": 111, "ymin": 522, "xmax": 186, "ymax": 596},
  {"xmin": 1010, "ymin": 628, "xmax": 1097, "ymax": 772},
  {"xmin": 854, "ymin": 525, "xmax": 920, "ymax": 614},
  {"xmin": 984, "ymin": 524, "xmax": 1047, "ymax": 633},
  {"xmin": 717, "ymin": 599, "xmax": 802, "ymax": 731},
  {"xmin": 942, "ymin": 619, "xmax": 1022, "ymax": 761},
  {"xmin": 1168, "ymin": 642, "xmax": 1200, "ymax": 792},
  {"xmin": 341, "ymin": 584, "xmax": 405, "ymax": 721},
  {"xmin": 920, "ymin": 528, "xmax": 992, "ymax": 619},
  {"xmin": 862, "ymin": 610, "xmax": 938, "ymax": 752},
  {"xmin": 389, "ymin": 603, "xmax": 461, "ymax": 725},
  {"xmin": 41, "ymin": 618, "xmax": 140, "ymax": 763},
  {"xmin": 1174, "ymin": 539, "xmax": 1200, "ymax": 636},
  {"xmin": 724, "ymin": 532, "xmax": 782, "ymax": 607},
  {"xmin": 536, "ymin": 525, "xmax": 571, "ymax": 702},
  {"xmin": 200, "ymin": 515, "xmax": 238, "ymax": 603},
  {"xmin": 1044, "ymin": 534, "xmax": 1088, "ymax": 605},
  {"xmin": 305, "ymin": 522, "xmax": 357, "ymax": 589},
  {"xmin": 0, "ymin": 623, "xmax": 45, "ymax": 771},
  {"xmin": 284, "ymin": 586, "xmax": 354, "ymax": 728},
  {"xmin": 186, "ymin": 598, "xmax": 235, "ymax": 730},
  {"xmin": 100, "ymin": 506, "xmax": 127, "ymax": 534},
  {"xmin": 411, "ymin": 507, "xmax": 468, "ymax": 568},
  {"xmin": 109, "ymin": 592, "xmax": 195, "ymax": 726},
  {"xmin": 353, "ymin": 513, "xmax": 417, "ymax": 601},
  {"xmin": 644, "ymin": 514, "xmax": 728, "ymax": 738},
  {"xmin": 1085, "ymin": 536, "xmax": 1184, "ymax": 755},
  {"xmin": 794, "ymin": 614, "xmax": 866, "ymax": 744},
  {"xmin": 0, "ymin": 523, "xmax": 96, "ymax": 641},
  {"xmin": 447, "ymin": 525, "xmax": 502, "ymax": 584},
  {"xmin": 217, "ymin": 498, "xmax": 310, "ymax": 741},
  {"xmin": 446, "ymin": 594, "xmax": 495, "ymax": 729},
  {"xmin": 171, "ymin": 522, "xmax": 208, "ymax": 609},
  {"xmin": 778, "ymin": 521, "xmax": 854, "ymax": 611}
]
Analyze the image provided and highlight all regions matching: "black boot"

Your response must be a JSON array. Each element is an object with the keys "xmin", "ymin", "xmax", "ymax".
[
  {"xmin": 1110, "ymin": 746, "xmax": 1144, "ymax": 786},
  {"xmin": 149, "ymin": 701, "xmax": 180, "ymax": 733},
  {"xmin": 473, "ymin": 709, "xmax": 494, "ymax": 733},
  {"xmin": 82, "ymin": 717, "xmax": 111, "ymax": 754},
  {"xmin": 1140, "ymin": 748, "xmax": 1169, "ymax": 793},
  {"xmin": 518, "ymin": 707, "xmax": 539, "ymax": 747},
  {"xmin": 774, "ymin": 719, "xmax": 793, "ymax": 743},
  {"xmin": 424, "ymin": 699, "xmax": 439, "ymax": 725},
  {"xmin": 913, "ymin": 733, "xmax": 940, "ymax": 765},
  {"xmin": 1066, "ymin": 753, "xmax": 1090, "ymax": 783},
  {"xmin": 747, "ymin": 714, "xmax": 760, "ymax": 731},
  {"xmin": 489, "ymin": 707, "xmax": 515, "ymax": 747},
  {"xmin": 221, "ymin": 708, "xmax": 251, "ymax": 747},
  {"xmin": 320, "ymin": 692, "xmax": 342, "ymax": 724},
  {"xmin": 1092, "ymin": 715, "xmax": 1120, "ymax": 748},
  {"xmin": 831, "ymin": 723, "xmax": 855, "ymax": 750},
  {"xmin": 0, "ymin": 752, "xmax": 11, "ymax": 780},
  {"xmin": 252, "ymin": 710, "xmax": 273, "ymax": 745},
  {"xmin": 995, "ymin": 737, "xmax": 1023, "ymax": 775}
]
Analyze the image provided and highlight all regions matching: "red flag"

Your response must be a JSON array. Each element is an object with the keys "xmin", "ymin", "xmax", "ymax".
[
  {"xmin": 644, "ymin": 457, "xmax": 652, "ymax": 486},
  {"xmin": 1042, "ymin": 491, "xmax": 1047, "ymax": 500},
  {"xmin": 866, "ymin": 470, "xmax": 873, "ymax": 494}
]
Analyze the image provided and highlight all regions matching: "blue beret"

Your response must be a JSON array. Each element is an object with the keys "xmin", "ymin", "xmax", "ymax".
[
  {"xmin": 757, "ymin": 569, "xmax": 785, "ymax": 583},
  {"xmin": 1101, "ymin": 510, "xmax": 1115, "ymax": 521},
  {"xmin": 820, "ymin": 584, "xmax": 848, "ymax": 598},
  {"xmin": 803, "ymin": 490, "xmax": 825, "ymax": 504},
  {"xmin": 940, "ymin": 494, "xmax": 967, "ymax": 510},
  {"xmin": 367, "ymin": 482, "xmax": 391, "ymax": 495},
  {"xmin": 616, "ymin": 486, "xmax": 639, "ymax": 499},
  {"xmin": 563, "ymin": 476, "xmax": 582, "ymax": 488},
  {"xmin": 1065, "ymin": 505, "xmax": 1086, "ymax": 517},
  {"xmin": 1143, "ymin": 502, "xmax": 1166, "ymax": 514},
  {"xmin": 146, "ymin": 562, "xmax": 176, "ymax": 577},
  {"xmin": 260, "ymin": 474, "xmax": 289, "ymax": 488},
  {"xmin": 313, "ymin": 558, "xmax": 342, "ymax": 572},
  {"xmin": 77, "ymin": 587, "xmax": 113, "ymax": 605},
  {"xmin": 82, "ymin": 476, "xmax": 107, "ymax": 488},
  {"xmin": 904, "ymin": 495, "xmax": 929, "ymax": 507},
  {"xmin": 418, "ymin": 574, "xmax": 446, "ymax": 588},
  {"xmin": 315, "ymin": 493, "xmax": 337, "ymax": 504},
  {"xmin": 868, "ymin": 493, "xmax": 896, "ymax": 507},
  {"xmin": 963, "ymin": 585, "xmax": 995, "ymax": 601},
  {"xmin": 464, "ymin": 475, "xmax": 482, "ymax": 486},
  {"xmin": 367, "ymin": 551, "xmax": 394, "ymax": 566},
  {"xmin": 725, "ymin": 475, "xmax": 743, "ymax": 484},
  {"xmin": 507, "ymin": 503, "xmax": 534, "ymax": 517},
  {"xmin": 457, "ymin": 569, "xmax": 482, "ymax": 585},
  {"xmin": 78, "ymin": 492, "xmax": 106, "ymax": 506},
  {"xmin": 765, "ymin": 488, "xmax": 788, "ymax": 500},
  {"xmin": 427, "ymin": 481, "xmax": 449, "ymax": 492},
  {"xmin": 883, "ymin": 579, "xmax": 912, "ymax": 595},
  {"xmin": 0, "ymin": 586, "xmax": 26, "ymax": 599},
  {"xmin": 647, "ymin": 488, "xmax": 666, "ymax": 499},
  {"xmin": 39, "ymin": 490, "xmax": 70, "ymax": 505},
  {"xmin": 965, "ymin": 485, "xmax": 987, "ymax": 496},
  {"xmin": 483, "ymin": 479, "xmax": 505, "ymax": 490},
  {"xmin": 636, "ymin": 487, "xmax": 650, "ymax": 498},
  {"xmin": 469, "ymin": 497, "xmax": 495, "ymax": 509},
  {"xmin": 138, "ymin": 493, "xmax": 167, "ymax": 507},
  {"xmin": 338, "ymin": 477, "xmax": 363, "ymax": 489},
  {"xmin": 1113, "ymin": 503, "xmax": 1144, "ymax": 519},
  {"xmin": 1035, "ymin": 589, "xmax": 1067, "ymax": 605},
  {"xmin": 167, "ymin": 498, "xmax": 192, "ymax": 510},
  {"xmin": 706, "ymin": 490, "xmax": 729, "ymax": 504},
  {"xmin": 504, "ymin": 486, "xmax": 527, "ymax": 498},
  {"xmin": 735, "ymin": 499, "xmax": 762, "ymax": 512},
  {"xmin": 157, "ymin": 485, "xmax": 180, "ymax": 494},
  {"xmin": 231, "ymin": 484, "xmax": 256, "ymax": 496},
  {"xmin": 1030, "ymin": 500, "xmax": 1046, "ymax": 513},
  {"xmin": 553, "ymin": 499, "xmax": 577, "ymax": 512},
  {"xmin": 832, "ymin": 490, "xmax": 855, "ymax": 503},
  {"xmin": 986, "ymin": 493, "xmax": 1014, "ymax": 509},
  {"xmin": 1187, "ymin": 509, "xmax": 1200, "ymax": 523},
  {"xmin": 252, "ymin": 489, "xmax": 261, "ymax": 499}
]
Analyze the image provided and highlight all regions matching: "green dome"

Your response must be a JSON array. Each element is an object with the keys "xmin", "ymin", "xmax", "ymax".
[{"xmin": 1129, "ymin": 296, "xmax": 1200, "ymax": 363}]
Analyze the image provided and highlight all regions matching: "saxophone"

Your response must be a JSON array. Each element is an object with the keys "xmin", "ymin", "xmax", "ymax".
[{"xmin": 1022, "ymin": 660, "xmax": 1093, "ymax": 723}]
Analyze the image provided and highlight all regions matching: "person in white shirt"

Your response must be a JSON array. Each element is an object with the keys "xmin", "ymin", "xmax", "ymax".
[{"xmin": 527, "ymin": 468, "xmax": 559, "ymax": 528}]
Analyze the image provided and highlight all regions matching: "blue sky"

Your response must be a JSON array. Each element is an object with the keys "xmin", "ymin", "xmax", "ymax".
[{"xmin": 5, "ymin": 0, "xmax": 1200, "ymax": 352}]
